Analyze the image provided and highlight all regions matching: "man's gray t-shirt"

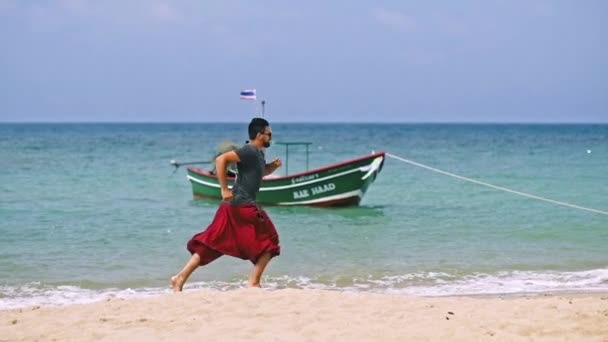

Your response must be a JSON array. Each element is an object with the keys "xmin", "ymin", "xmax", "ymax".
[{"xmin": 231, "ymin": 144, "xmax": 266, "ymax": 205}]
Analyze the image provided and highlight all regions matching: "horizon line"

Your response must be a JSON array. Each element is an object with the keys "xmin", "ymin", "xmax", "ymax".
[{"xmin": 1, "ymin": 120, "xmax": 607, "ymax": 125}]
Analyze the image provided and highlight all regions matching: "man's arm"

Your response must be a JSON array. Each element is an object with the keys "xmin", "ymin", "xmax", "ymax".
[
  {"xmin": 216, "ymin": 151, "xmax": 241, "ymax": 200},
  {"xmin": 264, "ymin": 158, "xmax": 282, "ymax": 176}
]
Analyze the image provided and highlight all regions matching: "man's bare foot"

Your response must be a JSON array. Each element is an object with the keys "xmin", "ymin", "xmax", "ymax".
[
  {"xmin": 171, "ymin": 275, "xmax": 185, "ymax": 292},
  {"xmin": 247, "ymin": 282, "xmax": 261, "ymax": 288}
]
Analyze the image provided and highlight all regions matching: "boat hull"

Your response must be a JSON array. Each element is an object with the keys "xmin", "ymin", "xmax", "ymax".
[{"xmin": 186, "ymin": 152, "xmax": 385, "ymax": 207}]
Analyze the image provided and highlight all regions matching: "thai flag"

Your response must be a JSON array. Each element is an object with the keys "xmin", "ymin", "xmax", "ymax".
[{"xmin": 239, "ymin": 89, "xmax": 256, "ymax": 100}]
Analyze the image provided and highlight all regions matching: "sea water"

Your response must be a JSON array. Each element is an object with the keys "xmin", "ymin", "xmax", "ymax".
[{"xmin": 1, "ymin": 123, "xmax": 607, "ymax": 309}]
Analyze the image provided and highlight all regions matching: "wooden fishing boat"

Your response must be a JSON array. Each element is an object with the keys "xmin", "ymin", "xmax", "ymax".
[{"xmin": 185, "ymin": 142, "xmax": 385, "ymax": 207}]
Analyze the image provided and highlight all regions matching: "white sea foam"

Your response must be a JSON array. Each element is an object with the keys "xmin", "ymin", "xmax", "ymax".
[
  {"xmin": 2, "ymin": 268, "xmax": 607, "ymax": 309},
  {"xmin": 0, "ymin": 284, "xmax": 171, "ymax": 310},
  {"xmin": 380, "ymin": 269, "xmax": 608, "ymax": 296}
]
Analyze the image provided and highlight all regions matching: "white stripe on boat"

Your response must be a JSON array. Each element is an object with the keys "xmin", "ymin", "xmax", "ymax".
[
  {"xmin": 361, "ymin": 156, "xmax": 384, "ymax": 180},
  {"xmin": 276, "ymin": 190, "xmax": 363, "ymax": 205},
  {"xmin": 187, "ymin": 176, "xmax": 232, "ymax": 189},
  {"xmin": 260, "ymin": 168, "xmax": 363, "ymax": 191},
  {"xmin": 188, "ymin": 166, "xmax": 371, "ymax": 192}
]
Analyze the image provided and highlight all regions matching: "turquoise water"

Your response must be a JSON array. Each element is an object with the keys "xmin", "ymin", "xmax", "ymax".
[{"xmin": 1, "ymin": 123, "xmax": 607, "ymax": 308}]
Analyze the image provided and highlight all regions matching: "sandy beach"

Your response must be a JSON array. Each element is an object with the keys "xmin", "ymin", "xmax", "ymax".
[{"xmin": 1, "ymin": 289, "xmax": 607, "ymax": 341}]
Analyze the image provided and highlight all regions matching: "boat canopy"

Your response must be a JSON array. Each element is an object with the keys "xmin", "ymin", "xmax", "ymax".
[{"xmin": 273, "ymin": 141, "xmax": 312, "ymax": 175}]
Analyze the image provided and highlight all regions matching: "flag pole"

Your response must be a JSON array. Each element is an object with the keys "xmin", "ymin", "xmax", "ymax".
[{"xmin": 261, "ymin": 100, "xmax": 266, "ymax": 118}]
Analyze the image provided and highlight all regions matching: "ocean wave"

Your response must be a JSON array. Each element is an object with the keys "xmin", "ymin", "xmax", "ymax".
[
  {"xmin": 2, "ymin": 268, "xmax": 608, "ymax": 309},
  {"xmin": 0, "ymin": 284, "xmax": 170, "ymax": 310}
]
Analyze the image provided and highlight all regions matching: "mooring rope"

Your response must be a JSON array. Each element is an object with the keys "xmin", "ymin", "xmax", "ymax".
[{"xmin": 386, "ymin": 153, "xmax": 608, "ymax": 216}]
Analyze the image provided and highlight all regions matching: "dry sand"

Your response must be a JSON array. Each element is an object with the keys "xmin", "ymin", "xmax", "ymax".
[{"xmin": 1, "ymin": 289, "xmax": 608, "ymax": 341}]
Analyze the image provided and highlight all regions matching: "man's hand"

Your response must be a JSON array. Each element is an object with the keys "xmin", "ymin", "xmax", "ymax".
[
  {"xmin": 270, "ymin": 158, "xmax": 282, "ymax": 169},
  {"xmin": 264, "ymin": 158, "xmax": 282, "ymax": 177},
  {"xmin": 221, "ymin": 188, "xmax": 233, "ymax": 201}
]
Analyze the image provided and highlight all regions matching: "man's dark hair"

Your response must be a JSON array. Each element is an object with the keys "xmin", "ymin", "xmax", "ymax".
[{"xmin": 248, "ymin": 117, "xmax": 270, "ymax": 140}]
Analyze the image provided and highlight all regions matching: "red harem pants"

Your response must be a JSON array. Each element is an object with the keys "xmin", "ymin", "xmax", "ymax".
[{"xmin": 187, "ymin": 202, "xmax": 280, "ymax": 265}]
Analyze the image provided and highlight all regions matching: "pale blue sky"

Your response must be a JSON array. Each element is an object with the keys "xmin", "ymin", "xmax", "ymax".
[{"xmin": 0, "ymin": 0, "xmax": 606, "ymax": 122}]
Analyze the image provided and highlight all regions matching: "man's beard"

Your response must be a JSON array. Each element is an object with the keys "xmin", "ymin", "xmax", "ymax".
[{"xmin": 263, "ymin": 141, "xmax": 271, "ymax": 148}]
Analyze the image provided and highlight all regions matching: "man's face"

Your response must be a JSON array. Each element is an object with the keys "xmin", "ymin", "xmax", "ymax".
[{"xmin": 259, "ymin": 127, "xmax": 272, "ymax": 148}]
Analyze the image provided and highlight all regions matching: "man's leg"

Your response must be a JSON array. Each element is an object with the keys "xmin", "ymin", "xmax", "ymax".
[
  {"xmin": 171, "ymin": 253, "xmax": 200, "ymax": 292},
  {"xmin": 248, "ymin": 252, "xmax": 273, "ymax": 288}
]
